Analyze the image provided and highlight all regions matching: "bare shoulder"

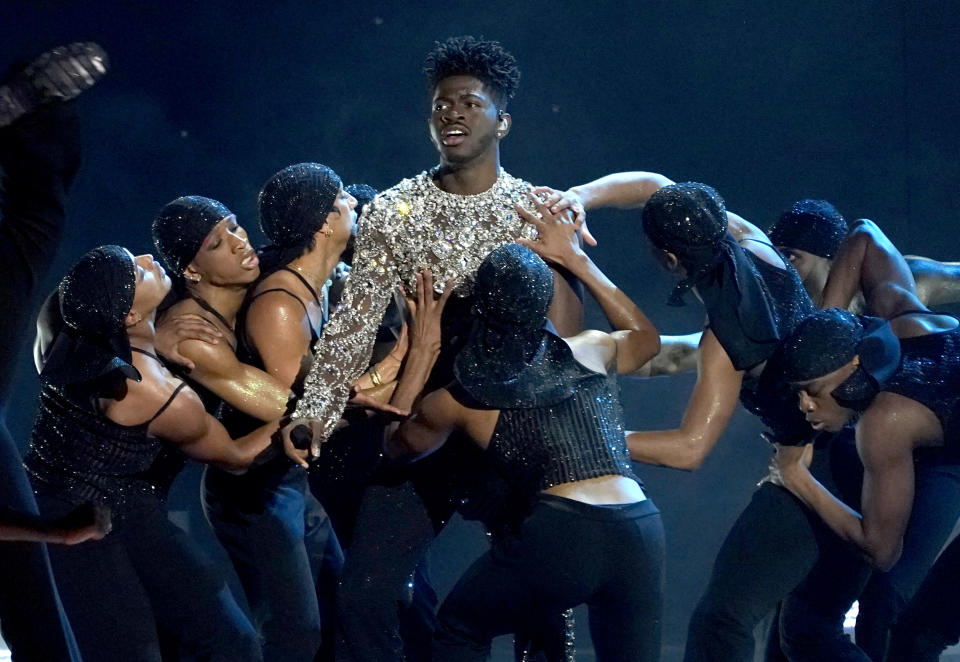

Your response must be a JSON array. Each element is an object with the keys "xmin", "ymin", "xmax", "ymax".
[{"xmin": 859, "ymin": 392, "xmax": 936, "ymax": 461}]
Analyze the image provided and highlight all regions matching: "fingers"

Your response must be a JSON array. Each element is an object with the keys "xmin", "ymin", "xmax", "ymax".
[
  {"xmin": 580, "ymin": 219, "xmax": 598, "ymax": 247},
  {"xmin": 514, "ymin": 201, "xmax": 545, "ymax": 228}
]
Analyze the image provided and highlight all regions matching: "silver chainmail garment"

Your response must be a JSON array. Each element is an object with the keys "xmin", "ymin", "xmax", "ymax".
[{"xmin": 291, "ymin": 168, "xmax": 538, "ymax": 451}]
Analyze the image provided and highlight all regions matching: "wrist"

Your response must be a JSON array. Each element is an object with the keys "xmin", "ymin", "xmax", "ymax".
[{"xmin": 569, "ymin": 185, "xmax": 590, "ymax": 210}]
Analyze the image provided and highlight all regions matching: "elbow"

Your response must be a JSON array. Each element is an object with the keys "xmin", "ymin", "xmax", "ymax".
[
  {"xmin": 867, "ymin": 539, "xmax": 903, "ymax": 572},
  {"xmin": 675, "ymin": 445, "xmax": 708, "ymax": 471}
]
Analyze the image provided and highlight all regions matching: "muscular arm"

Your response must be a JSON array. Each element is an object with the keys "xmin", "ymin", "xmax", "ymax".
[
  {"xmin": 569, "ymin": 171, "xmax": 675, "ymax": 211},
  {"xmin": 781, "ymin": 395, "xmax": 919, "ymax": 570},
  {"xmin": 147, "ymin": 385, "xmax": 279, "ymax": 473},
  {"xmin": 176, "ymin": 338, "xmax": 292, "ymax": 421},
  {"xmin": 626, "ymin": 328, "xmax": 743, "ymax": 470},
  {"xmin": 906, "ymin": 256, "xmax": 960, "ymax": 308},
  {"xmin": 246, "ymin": 293, "xmax": 316, "ymax": 390},
  {"xmin": 821, "ymin": 219, "xmax": 920, "ymax": 318}
]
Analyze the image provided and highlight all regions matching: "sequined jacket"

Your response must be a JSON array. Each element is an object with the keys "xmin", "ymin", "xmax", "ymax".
[{"xmin": 291, "ymin": 169, "xmax": 536, "ymax": 446}]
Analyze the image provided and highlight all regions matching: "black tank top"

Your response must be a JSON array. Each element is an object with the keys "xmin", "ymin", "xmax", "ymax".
[
  {"xmin": 25, "ymin": 354, "xmax": 187, "ymax": 520},
  {"xmin": 883, "ymin": 320, "xmax": 960, "ymax": 458},
  {"xmin": 734, "ymin": 248, "xmax": 818, "ymax": 445}
]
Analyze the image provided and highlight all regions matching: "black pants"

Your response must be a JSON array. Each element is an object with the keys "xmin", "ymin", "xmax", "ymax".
[
  {"xmin": 0, "ymin": 104, "xmax": 81, "ymax": 661},
  {"xmin": 684, "ymin": 432, "xmax": 874, "ymax": 662},
  {"xmin": 36, "ymin": 490, "xmax": 261, "ymax": 661},
  {"xmin": 886, "ymin": 533, "xmax": 960, "ymax": 661},
  {"xmin": 433, "ymin": 495, "xmax": 664, "ymax": 662},
  {"xmin": 204, "ymin": 459, "xmax": 344, "ymax": 662},
  {"xmin": 854, "ymin": 457, "xmax": 960, "ymax": 660}
]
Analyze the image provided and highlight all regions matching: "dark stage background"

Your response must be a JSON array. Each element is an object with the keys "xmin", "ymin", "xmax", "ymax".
[{"xmin": 2, "ymin": 1, "xmax": 959, "ymax": 659}]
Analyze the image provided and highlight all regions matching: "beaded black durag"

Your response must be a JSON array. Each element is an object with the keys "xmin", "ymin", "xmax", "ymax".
[
  {"xmin": 782, "ymin": 308, "xmax": 901, "ymax": 411},
  {"xmin": 768, "ymin": 199, "xmax": 848, "ymax": 259},
  {"xmin": 152, "ymin": 196, "xmax": 232, "ymax": 282},
  {"xmin": 454, "ymin": 244, "xmax": 591, "ymax": 408},
  {"xmin": 642, "ymin": 182, "xmax": 781, "ymax": 370},
  {"xmin": 258, "ymin": 163, "xmax": 342, "ymax": 271},
  {"xmin": 43, "ymin": 245, "xmax": 141, "ymax": 386}
]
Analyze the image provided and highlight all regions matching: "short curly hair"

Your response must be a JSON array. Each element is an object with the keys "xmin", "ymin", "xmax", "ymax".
[{"xmin": 423, "ymin": 36, "xmax": 521, "ymax": 108}]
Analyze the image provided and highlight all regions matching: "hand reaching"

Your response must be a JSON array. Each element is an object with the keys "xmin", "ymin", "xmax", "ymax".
[
  {"xmin": 530, "ymin": 185, "xmax": 596, "ymax": 246},
  {"xmin": 515, "ymin": 193, "xmax": 585, "ymax": 269},
  {"xmin": 154, "ymin": 313, "xmax": 223, "ymax": 371}
]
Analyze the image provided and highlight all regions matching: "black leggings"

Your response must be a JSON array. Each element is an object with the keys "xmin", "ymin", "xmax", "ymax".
[
  {"xmin": 37, "ymin": 490, "xmax": 261, "ymax": 662},
  {"xmin": 433, "ymin": 495, "xmax": 665, "ymax": 662}
]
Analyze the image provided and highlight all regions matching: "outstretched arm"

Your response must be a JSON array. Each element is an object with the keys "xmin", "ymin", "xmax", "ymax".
[
  {"xmin": 821, "ymin": 219, "xmax": 920, "ymax": 318},
  {"xmin": 626, "ymin": 329, "xmax": 743, "ymax": 470}
]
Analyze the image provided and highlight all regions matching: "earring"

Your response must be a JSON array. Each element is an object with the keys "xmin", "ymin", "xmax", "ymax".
[
  {"xmin": 322, "ymin": 227, "xmax": 333, "ymax": 237},
  {"xmin": 187, "ymin": 273, "xmax": 201, "ymax": 284}
]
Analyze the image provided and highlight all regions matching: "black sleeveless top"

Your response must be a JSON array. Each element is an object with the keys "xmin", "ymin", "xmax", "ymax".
[
  {"xmin": 883, "ymin": 321, "xmax": 960, "ymax": 459},
  {"xmin": 452, "ymin": 362, "xmax": 639, "ymax": 529},
  {"xmin": 25, "ymin": 351, "xmax": 187, "ymax": 520},
  {"xmin": 728, "ymin": 248, "xmax": 818, "ymax": 445}
]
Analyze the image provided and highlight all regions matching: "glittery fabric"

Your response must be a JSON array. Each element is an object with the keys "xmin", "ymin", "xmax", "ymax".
[
  {"xmin": 768, "ymin": 199, "xmax": 848, "ymax": 259},
  {"xmin": 455, "ymin": 244, "xmax": 590, "ymax": 408},
  {"xmin": 881, "ymin": 323, "xmax": 960, "ymax": 450},
  {"xmin": 24, "ymin": 383, "xmax": 165, "ymax": 522},
  {"xmin": 291, "ymin": 168, "xmax": 538, "ymax": 450},
  {"xmin": 259, "ymin": 163, "xmax": 341, "ymax": 248},
  {"xmin": 59, "ymin": 244, "xmax": 135, "ymax": 337},
  {"xmin": 152, "ymin": 195, "xmax": 232, "ymax": 278},
  {"xmin": 734, "ymin": 254, "xmax": 819, "ymax": 445},
  {"xmin": 45, "ymin": 245, "xmax": 140, "ymax": 386},
  {"xmin": 486, "ymin": 371, "xmax": 639, "ymax": 519}
]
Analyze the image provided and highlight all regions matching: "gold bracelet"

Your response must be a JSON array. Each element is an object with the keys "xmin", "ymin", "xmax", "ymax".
[{"xmin": 370, "ymin": 365, "xmax": 383, "ymax": 387}]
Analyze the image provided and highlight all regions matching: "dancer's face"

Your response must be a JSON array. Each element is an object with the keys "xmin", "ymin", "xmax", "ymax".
[
  {"xmin": 777, "ymin": 246, "xmax": 827, "ymax": 283},
  {"xmin": 429, "ymin": 75, "xmax": 504, "ymax": 166},
  {"xmin": 128, "ymin": 250, "xmax": 171, "ymax": 316},
  {"xmin": 320, "ymin": 188, "xmax": 357, "ymax": 252},
  {"xmin": 792, "ymin": 358, "xmax": 859, "ymax": 432},
  {"xmin": 187, "ymin": 216, "xmax": 260, "ymax": 286}
]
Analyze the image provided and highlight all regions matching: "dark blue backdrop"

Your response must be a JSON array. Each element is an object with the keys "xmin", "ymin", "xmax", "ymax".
[{"xmin": 3, "ymin": 1, "xmax": 958, "ymax": 658}]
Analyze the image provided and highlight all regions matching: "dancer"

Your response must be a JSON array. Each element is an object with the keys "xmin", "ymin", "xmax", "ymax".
[
  {"xmin": 0, "ymin": 42, "xmax": 107, "ymax": 661},
  {"xmin": 24, "ymin": 245, "xmax": 295, "ymax": 660},
  {"xmin": 769, "ymin": 199, "xmax": 960, "ymax": 316},
  {"xmin": 287, "ymin": 37, "xmax": 583, "ymax": 662},
  {"xmin": 768, "ymin": 198, "xmax": 960, "ymax": 660},
  {"xmin": 157, "ymin": 166, "xmax": 353, "ymax": 662},
  {"xmin": 774, "ymin": 304, "xmax": 960, "ymax": 660},
  {"xmin": 385, "ymin": 208, "xmax": 663, "ymax": 660}
]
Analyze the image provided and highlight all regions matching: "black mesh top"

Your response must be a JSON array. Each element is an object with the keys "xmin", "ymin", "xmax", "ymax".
[
  {"xmin": 481, "ymin": 366, "xmax": 639, "ymax": 516},
  {"xmin": 883, "ymin": 323, "xmax": 960, "ymax": 460}
]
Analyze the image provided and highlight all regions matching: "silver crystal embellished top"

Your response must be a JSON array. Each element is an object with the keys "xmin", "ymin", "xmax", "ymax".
[{"xmin": 291, "ymin": 169, "xmax": 537, "ymax": 448}]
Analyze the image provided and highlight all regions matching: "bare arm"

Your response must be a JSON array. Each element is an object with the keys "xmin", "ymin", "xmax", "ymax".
[
  {"xmin": 175, "ymin": 337, "xmax": 292, "ymax": 422},
  {"xmin": 516, "ymin": 196, "xmax": 660, "ymax": 374},
  {"xmin": 633, "ymin": 332, "xmax": 702, "ymax": 377},
  {"xmin": 246, "ymin": 293, "xmax": 316, "ymax": 390},
  {"xmin": 147, "ymin": 385, "xmax": 280, "ymax": 473},
  {"xmin": 626, "ymin": 329, "xmax": 743, "ymax": 470},
  {"xmin": 821, "ymin": 219, "xmax": 919, "ymax": 318},
  {"xmin": 569, "ymin": 171, "xmax": 675, "ymax": 211},
  {"xmin": 385, "ymin": 388, "xmax": 459, "ymax": 460},
  {"xmin": 778, "ymin": 395, "xmax": 919, "ymax": 570}
]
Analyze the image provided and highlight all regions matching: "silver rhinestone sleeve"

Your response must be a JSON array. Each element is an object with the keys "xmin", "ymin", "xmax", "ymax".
[{"xmin": 291, "ymin": 196, "xmax": 399, "ymax": 453}]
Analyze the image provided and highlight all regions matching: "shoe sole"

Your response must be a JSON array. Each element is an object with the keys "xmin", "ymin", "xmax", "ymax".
[{"xmin": 0, "ymin": 42, "xmax": 109, "ymax": 128}]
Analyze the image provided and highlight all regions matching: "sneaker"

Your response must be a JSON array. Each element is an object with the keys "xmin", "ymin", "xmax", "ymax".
[{"xmin": 0, "ymin": 42, "xmax": 108, "ymax": 128}]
